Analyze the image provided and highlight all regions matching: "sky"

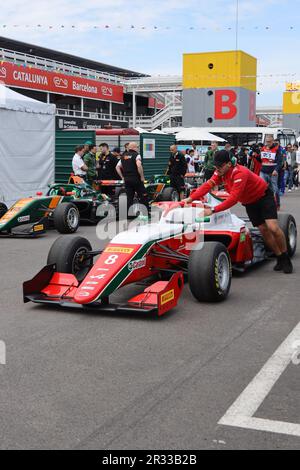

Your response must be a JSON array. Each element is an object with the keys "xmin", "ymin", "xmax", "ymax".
[{"xmin": 1, "ymin": 0, "xmax": 300, "ymax": 106}]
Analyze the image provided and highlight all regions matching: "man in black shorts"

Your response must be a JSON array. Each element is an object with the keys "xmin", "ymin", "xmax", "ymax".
[
  {"xmin": 182, "ymin": 150, "xmax": 293, "ymax": 273},
  {"xmin": 168, "ymin": 145, "xmax": 187, "ymax": 200}
]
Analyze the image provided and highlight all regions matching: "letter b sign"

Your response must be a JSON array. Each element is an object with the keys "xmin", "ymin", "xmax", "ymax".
[{"xmin": 215, "ymin": 90, "xmax": 237, "ymax": 120}]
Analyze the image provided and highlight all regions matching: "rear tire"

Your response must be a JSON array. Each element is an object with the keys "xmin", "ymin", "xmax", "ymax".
[
  {"xmin": 188, "ymin": 241, "xmax": 231, "ymax": 302},
  {"xmin": 53, "ymin": 203, "xmax": 80, "ymax": 234},
  {"xmin": 160, "ymin": 187, "xmax": 179, "ymax": 202},
  {"xmin": 47, "ymin": 236, "xmax": 93, "ymax": 281},
  {"xmin": 0, "ymin": 202, "xmax": 8, "ymax": 219},
  {"xmin": 278, "ymin": 213, "xmax": 297, "ymax": 257}
]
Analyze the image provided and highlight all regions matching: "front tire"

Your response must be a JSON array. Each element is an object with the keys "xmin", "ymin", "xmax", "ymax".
[
  {"xmin": 47, "ymin": 236, "xmax": 93, "ymax": 281},
  {"xmin": 278, "ymin": 213, "xmax": 297, "ymax": 257},
  {"xmin": 188, "ymin": 241, "xmax": 232, "ymax": 302},
  {"xmin": 53, "ymin": 203, "xmax": 80, "ymax": 234}
]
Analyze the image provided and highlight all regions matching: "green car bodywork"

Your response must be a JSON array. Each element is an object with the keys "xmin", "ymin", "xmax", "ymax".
[{"xmin": 0, "ymin": 181, "xmax": 110, "ymax": 237}]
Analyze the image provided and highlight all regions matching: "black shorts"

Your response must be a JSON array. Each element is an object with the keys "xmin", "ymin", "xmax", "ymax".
[
  {"xmin": 170, "ymin": 175, "xmax": 185, "ymax": 193},
  {"xmin": 245, "ymin": 188, "xmax": 277, "ymax": 227}
]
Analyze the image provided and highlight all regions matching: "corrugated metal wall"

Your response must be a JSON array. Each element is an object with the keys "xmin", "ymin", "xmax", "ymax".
[
  {"xmin": 141, "ymin": 133, "xmax": 175, "ymax": 178},
  {"xmin": 55, "ymin": 130, "xmax": 95, "ymax": 182},
  {"xmin": 55, "ymin": 130, "xmax": 175, "ymax": 182}
]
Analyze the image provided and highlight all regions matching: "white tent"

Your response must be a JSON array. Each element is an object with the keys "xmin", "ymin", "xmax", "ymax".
[
  {"xmin": 175, "ymin": 127, "xmax": 225, "ymax": 142},
  {"xmin": 0, "ymin": 85, "xmax": 56, "ymax": 206}
]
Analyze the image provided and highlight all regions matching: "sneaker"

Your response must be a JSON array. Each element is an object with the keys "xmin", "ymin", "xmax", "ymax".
[
  {"xmin": 288, "ymin": 189, "xmax": 292, "ymax": 192},
  {"xmin": 281, "ymin": 253, "xmax": 293, "ymax": 274}
]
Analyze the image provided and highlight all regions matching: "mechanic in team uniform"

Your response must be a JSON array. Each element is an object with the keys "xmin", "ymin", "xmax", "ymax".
[
  {"xmin": 98, "ymin": 143, "xmax": 120, "ymax": 181},
  {"xmin": 84, "ymin": 144, "xmax": 98, "ymax": 184},
  {"xmin": 168, "ymin": 145, "xmax": 187, "ymax": 200},
  {"xmin": 182, "ymin": 150, "xmax": 293, "ymax": 274},
  {"xmin": 116, "ymin": 142, "xmax": 149, "ymax": 216}
]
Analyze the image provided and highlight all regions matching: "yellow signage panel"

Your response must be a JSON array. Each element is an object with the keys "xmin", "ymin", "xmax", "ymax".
[
  {"xmin": 283, "ymin": 91, "xmax": 300, "ymax": 114},
  {"xmin": 183, "ymin": 50, "xmax": 257, "ymax": 92}
]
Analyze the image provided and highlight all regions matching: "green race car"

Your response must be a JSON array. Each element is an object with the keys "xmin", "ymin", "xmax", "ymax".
[{"xmin": 0, "ymin": 180, "xmax": 110, "ymax": 237}]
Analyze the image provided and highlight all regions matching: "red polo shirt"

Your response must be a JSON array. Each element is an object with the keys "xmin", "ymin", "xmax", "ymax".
[{"xmin": 190, "ymin": 164, "xmax": 268, "ymax": 213}]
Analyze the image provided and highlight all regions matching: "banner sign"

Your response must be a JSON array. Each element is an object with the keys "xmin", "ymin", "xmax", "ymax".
[
  {"xmin": 0, "ymin": 61, "xmax": 124, "ymax": 103},
  {"xmin": 56, "ymin": 117, "xmax": 128, "ymax": 130},
  {"xmin": 148, "ymin": 97, "xmax": 165, "ymax": 109}
]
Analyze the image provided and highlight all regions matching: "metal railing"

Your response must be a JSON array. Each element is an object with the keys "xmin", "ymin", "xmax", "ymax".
[
  {"xmin": 56, "ymin": 108, "xmax": 129, "ymax": 122},
  {"xmin": 0, "ymin": 47, "xmax": 128, "ymax": 84},
  {"xmin": 129, "ymin": 101, "xmax": 182, "ymax": 130}
]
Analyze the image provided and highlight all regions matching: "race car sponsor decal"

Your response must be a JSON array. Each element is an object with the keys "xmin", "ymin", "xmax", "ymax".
[
  {"xmin": 33, "ymin": 224, "xmax": 44, "ymax": 232},
  {"xmin": 128, "ymin": 258, "xmax": 147, "ymax": 271},
  {"xmin": 161, "ymin": 289, "xmax": 175, "ymax": 306},
  {"xmin": 104, "ymin": 246, "xmax": 135, "ymax": 254},
  {"xmin": 18, "ymin": 215, "xmax": 30, "ymax": 223}
]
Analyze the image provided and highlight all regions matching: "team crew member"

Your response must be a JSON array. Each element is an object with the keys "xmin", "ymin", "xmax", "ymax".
[
  {"xmin": 83, "ymin": 140, "xmax": 93, "ymax": 156},
  {"xmin": 98, "ymin": 143, "xmax": 120, "ymax": 180},
  {"xmin": 168, "ymin": 145, "xmax": 187, "ymax": 200},
  {"xmin": 72, "ymin": 145, "xmax": 88, "ymax": 178},
  {"xmin": 182, "ymin": 150, "xmax": 293, "ymax": 274},
  {"xmin": 84, "ymin": 144, "xmax": 98, "ymax": 184},
  {"xmin": 260, "ymin": 136, "xmax": 282, "ymax": 208},
  {"xmin": 116, "ymin": 142, "xmax": 149, "ymax": 215}
]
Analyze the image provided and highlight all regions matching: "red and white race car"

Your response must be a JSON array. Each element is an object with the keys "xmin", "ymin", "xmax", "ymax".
[{"xmin": 23, "ymin": 193, "xmax": 297, "ymax": 316}]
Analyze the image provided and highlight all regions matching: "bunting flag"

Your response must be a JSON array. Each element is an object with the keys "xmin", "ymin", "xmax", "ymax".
[
  {"xmin": 0, "ymin": 24, "xmax": 298, "ymax": 31},
  {"xmin": 0, "ymin": 56, "xmax": 297, "ymax": 83}
]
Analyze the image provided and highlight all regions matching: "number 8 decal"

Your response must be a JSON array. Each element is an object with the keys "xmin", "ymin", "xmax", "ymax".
[{"xmin": 104, "ymin": 255, "xmax": 119, "ymax": 265}]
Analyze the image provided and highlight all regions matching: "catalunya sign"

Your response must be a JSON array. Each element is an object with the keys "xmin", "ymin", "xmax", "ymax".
[{"xmin": 0, "ymin": 61, "xmax": 124, "ymax": 103}]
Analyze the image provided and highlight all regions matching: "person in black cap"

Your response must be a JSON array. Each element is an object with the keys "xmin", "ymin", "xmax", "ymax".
[
  {"xmin": 181, "ymin": 150, "xmax": 293, "ymax": 274},
  {"xmin": 112, "ymin": 147, "xmax": 121, "ymax": 159}
]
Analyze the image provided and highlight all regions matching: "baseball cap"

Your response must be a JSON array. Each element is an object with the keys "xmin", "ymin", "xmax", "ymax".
[
  {"xmin": 84, "ymin": 140, "xmax": 93, "ymax": 146},
  {"xmin": 214, "ymin": 150, "xmax": 230, "ymax": 167},
  {"xmin": 112, "ymin": 147, "xmax": 121, "ymax": 153}
]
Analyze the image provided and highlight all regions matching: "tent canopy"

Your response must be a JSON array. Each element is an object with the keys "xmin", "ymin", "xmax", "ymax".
[
  {"xmin": 175, "ymin": 127, "xmax": 225, "ymax": 142},
  {"xmin": 0, "ymin": 84, "xmax": 55, "ymax": 114},
  {"xmin": 0, "ymin": 85, "xmax": 55, "ymax": 206}
]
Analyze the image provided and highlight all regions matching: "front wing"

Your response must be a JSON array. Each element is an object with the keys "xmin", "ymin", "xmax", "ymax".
[{"xmin": 23, "ymin": 265, "xmax": 184, "ymax": 316}]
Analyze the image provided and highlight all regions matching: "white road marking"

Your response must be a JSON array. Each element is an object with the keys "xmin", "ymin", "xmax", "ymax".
[{"xmin": 219, "ymin": 321, "xmax": 300, "ymax": 437}]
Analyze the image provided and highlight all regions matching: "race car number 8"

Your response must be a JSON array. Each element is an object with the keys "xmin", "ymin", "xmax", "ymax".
[{"xmin": 105, "ymin": 255, "xmax": 119, "ymax": 265}]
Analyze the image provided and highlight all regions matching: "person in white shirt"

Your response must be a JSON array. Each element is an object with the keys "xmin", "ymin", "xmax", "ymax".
[
  {"xmin": 72, "ymin": 145, "xmax": 88, "ymax": 178},
  {"xmin": 185, "ymin": 149, "xmax": 195, "ymax": 173},
  {"xmin": 192, "ymin": 143, "xmax": 200, "ymax": 171}
]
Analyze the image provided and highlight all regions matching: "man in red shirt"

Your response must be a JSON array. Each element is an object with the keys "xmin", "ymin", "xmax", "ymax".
[{"xmin": 182, "ymin": 150, "xmax": 293, "ymax": 274}]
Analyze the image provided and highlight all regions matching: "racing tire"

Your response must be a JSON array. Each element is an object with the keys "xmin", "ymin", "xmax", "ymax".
[
  {"xmin": 160, "ymin": 187, "xmax": 179, "ymax": 202},
  {"xmin": 47, "ymin": 236, "xmax": 93, "ymax": 281},
  {"xmin": 53, "ymin": 203, "xmax": 80, "ymax": 234},
  {"xmin": 278, "ymin": 213, "xmax": 297, "ymax": 257},
  {"xmin": 188, "ymin": 241, "xmax": 232, "ymax": 302},
  {"xmin": 0, "ymin": 202, "xmax": 8, "ymax": 219}
]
